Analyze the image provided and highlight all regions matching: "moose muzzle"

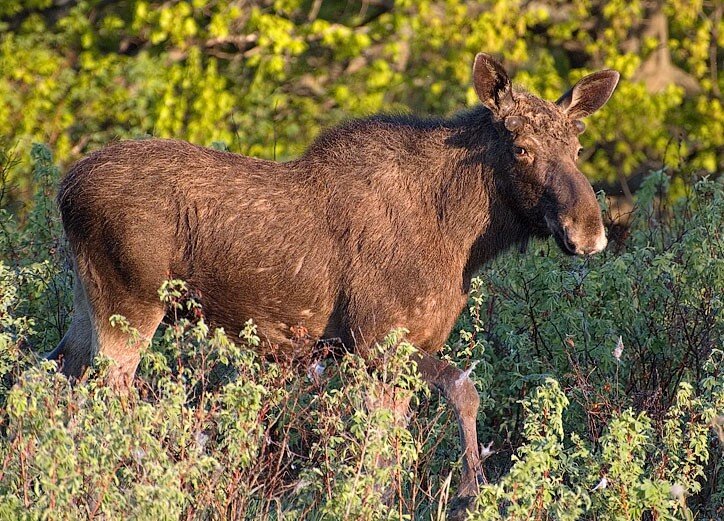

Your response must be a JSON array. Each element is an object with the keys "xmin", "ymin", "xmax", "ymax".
[{"xmin": 545, "ymin": 168, "xmax": 608, "ymax": 256}]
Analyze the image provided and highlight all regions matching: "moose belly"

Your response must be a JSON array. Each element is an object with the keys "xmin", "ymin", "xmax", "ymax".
[
  {"xmin": 393, "ymin": 292, "xmax": 470, "ymax": 352},
  {"xmin": 187, "ymin": 262, "xmax": 336, "ymax": 356}
]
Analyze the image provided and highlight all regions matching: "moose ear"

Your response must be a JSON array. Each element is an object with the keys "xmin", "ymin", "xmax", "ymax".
[
  {"xmin": 556, "ymin": 70, "xmax": 620, "ymax": 119},
  {"xmin": 473, "ymin": 53, "xmax": 514, "ymax": 117}
]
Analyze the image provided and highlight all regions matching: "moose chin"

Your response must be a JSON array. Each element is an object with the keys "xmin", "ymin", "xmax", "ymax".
[{"xmin": 49, "ymin": 52, "xmax": 619, "ymax": 518}]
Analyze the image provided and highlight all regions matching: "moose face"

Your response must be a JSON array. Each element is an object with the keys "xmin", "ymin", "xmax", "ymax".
[{"xmin": 473, "ymin": 53, "xmax": 619, "ymax": 255}]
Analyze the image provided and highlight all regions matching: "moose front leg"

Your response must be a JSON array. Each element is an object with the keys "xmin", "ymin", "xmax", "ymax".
[{"xmin": 414, "ymin": 351, "xmax": 483, "ymax": 517}]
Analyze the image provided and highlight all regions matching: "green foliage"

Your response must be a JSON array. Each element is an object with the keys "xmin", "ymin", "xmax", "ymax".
[
  {"xmin": 455, "ymin": 173, "xmax": 722, "ymax": 434},
  {"xmin": 450, "ymin": 173, "xmax": 724, "ymax": 519},
  {"xmin": 1, "ymin": 1, "xmax": 722, "ymax": 206},
  {"xmin": 0, "ymin": 289, "xmax": 428, "ymax": 520},
  {"xmin": 467, "ymin": 370, "xmax": 722, "ymax": 520},
  {"xmin": 292, "ymin": 333, "xmax": 425, "ymax": 520},
  {"xmin": 0, "ymin": 144, "xmax": 70, "ymax": 349}
]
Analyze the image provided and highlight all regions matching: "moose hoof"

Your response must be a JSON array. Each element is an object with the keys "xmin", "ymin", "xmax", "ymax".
[
  {"xmin": 447, "ymin": 494, "xmax": 476, "ymax": 521},
  {"xmin": 447, "ymin": 473, "xmax": 484, "ymax": 520}
]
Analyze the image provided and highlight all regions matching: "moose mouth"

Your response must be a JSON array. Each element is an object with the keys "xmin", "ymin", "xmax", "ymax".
[
  {"xmin": 544, "ymin": 215, "xmax": 577, "ymax": 256},
  {"xmin": 552, "ymin": 228, "xmax": 577, "ymax": 255}
]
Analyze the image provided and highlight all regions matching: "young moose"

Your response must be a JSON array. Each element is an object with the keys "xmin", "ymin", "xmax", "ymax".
[{"xmin": 51, "ymin": 54, "xmax": 619, "ymax": 513}]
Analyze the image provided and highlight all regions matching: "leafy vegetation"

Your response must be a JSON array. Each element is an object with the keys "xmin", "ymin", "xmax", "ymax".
[
  {"xmin": 0, "ymin": 145, "xmax": 721, "ymax": 519},
  {"xmin": 1, "ymin": 0, "xmax": 722, "ymax": 207},
  {"xmin": 1, "ymin": 1, "xmax": 722, "ymax": 518}
]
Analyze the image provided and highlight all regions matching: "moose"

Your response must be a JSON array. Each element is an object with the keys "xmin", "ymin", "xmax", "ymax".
[{"xmin": 50, "ymin": 53, "xmax": 619, "ymax": 515}]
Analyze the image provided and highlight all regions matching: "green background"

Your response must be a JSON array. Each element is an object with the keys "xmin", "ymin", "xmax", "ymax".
[{"xmin": 1, "ymin": 0, "xmax": 722, "ymax": 208}]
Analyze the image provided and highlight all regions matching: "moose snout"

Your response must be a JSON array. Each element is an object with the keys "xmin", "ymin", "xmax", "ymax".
[
  {"xmin": 545, "ymin": 214, "xmax": 608, "ymax": 256},
  {"xmin": 546, "ymin": 168, "xmax": 608, "ymax": 256},
  {"xmin": 560, "ymin": 223, "xmax": 607, "ymax": 255}
]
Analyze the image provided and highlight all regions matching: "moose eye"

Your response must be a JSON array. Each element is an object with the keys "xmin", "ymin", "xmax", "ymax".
[
  {"xmin": 513, "ymin": 146, "xmax": 527, "ymax": 157},
  {"xmin": 577, "ymin": 148, "xmax": 583, "ymax": 158}
]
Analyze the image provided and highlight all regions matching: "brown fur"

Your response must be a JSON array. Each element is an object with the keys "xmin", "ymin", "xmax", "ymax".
[{"xmin": 50, "ymin": 54, "xmax": 618, "ymax": 515}]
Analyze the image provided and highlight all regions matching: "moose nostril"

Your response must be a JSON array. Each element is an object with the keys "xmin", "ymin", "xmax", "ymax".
[
  {"xmin": 561, "ymin": 226, "xmax": 577, "ymax": 254},
  {"xmin": 579, "ymin": 232, "xmax": 608, "ymax": 255},
  {"xmin": 562, "ymin": 225, "xmax": 607, "ymax": 255}
]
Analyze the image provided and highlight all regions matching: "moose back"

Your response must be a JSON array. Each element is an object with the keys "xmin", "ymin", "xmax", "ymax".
[{"xmin": 51, "ymin": 53, "xmax": 619, "ymax": 512}]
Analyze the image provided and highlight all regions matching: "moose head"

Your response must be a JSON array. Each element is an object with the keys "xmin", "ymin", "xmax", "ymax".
[{"xmin": 473, "ymin": 53, "xmax": 619, "ymax": 255}]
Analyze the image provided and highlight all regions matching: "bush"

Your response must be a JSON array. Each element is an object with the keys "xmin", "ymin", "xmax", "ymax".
[{"xmin": 0, "ymin": 146, "xmax": 721, "ymax": 519}]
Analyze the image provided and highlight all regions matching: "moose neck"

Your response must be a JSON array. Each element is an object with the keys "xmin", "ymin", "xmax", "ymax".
[
  {"xmin": 423, "ymin": 109, "xmax": 529, "ymax": 285},
  {"xmin": 303, "ymin": 110, "xmax": 529, "ymax": 287}
]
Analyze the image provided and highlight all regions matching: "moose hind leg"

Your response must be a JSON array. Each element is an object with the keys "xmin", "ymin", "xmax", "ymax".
[
  {"xmin": 47, "ymin": 278, "xmax": 94, "ymax": 380},
  {"xmin": 73, "ymin": 251, "xmax": 166, "ymax": 389},
  {"xmin": 90, "ymin": 294, "xmax": 165, "ymax": 389},
  {"xmin": 413, "ymin": 352, "xmax": 483, "ymax": 516}
]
